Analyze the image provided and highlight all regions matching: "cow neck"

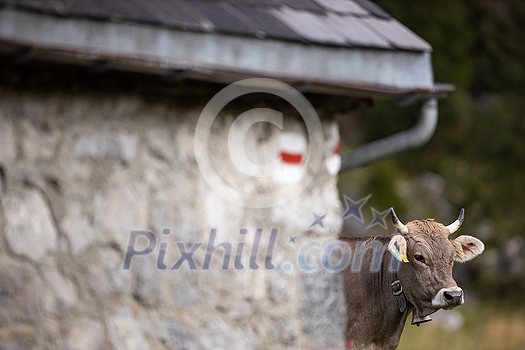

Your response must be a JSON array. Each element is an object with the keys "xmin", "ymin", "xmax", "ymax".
[{"xmin": 391, "ymin": 270, "xmax": 435, "ymax": 326}]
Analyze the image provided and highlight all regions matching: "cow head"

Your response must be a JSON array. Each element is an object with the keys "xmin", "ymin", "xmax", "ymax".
[{"xmin": 387, "ymin": 208, "xmax": 484, "ymax": 323}]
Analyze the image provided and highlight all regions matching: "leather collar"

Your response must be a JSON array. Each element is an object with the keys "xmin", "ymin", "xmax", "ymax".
[{"xmin": 390, "ymin": 274, "xmax": 434, "ymax": 326}]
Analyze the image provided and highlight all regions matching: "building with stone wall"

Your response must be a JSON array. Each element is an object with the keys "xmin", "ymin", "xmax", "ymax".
[{"xmin": 0, "ymin": 1, "xmax": 451, "ymax": 349}]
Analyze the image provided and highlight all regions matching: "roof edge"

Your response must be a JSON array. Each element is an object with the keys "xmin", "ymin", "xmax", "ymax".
[{"xmin": 0, "ymin": 7, "xmax": 450, "ymax": 100}]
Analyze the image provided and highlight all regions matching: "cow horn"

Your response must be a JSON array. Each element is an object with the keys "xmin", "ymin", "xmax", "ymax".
[
  {"xmin": 390, "ymin": 208, "xmax": 408, "ymax": 235},
  {"xmin": 446, "ymin": 208, "xmax": 465, "ymax": 235}
]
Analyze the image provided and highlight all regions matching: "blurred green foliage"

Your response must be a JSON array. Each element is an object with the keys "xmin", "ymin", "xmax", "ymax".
[
  {"xmin": 399, "ymin": 303, "xmax": 525, "ymax": 349},
  {"xmin": 339, "ymin": 0, "xmax": 525, "ymax": 304}
]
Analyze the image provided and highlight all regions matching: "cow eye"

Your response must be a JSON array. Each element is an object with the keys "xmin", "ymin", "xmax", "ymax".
[{"xmin": 414, "ymin": 254, "xmax": 426, "ymax": 264}]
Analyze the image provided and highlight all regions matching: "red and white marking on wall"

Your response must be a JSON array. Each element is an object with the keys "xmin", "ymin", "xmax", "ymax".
[
  {"xmin": 325, "ymin": 141, "xmax": 341, "ymax": 176},
  {"xmin": 272, "ymin": 132, "xmax": 306, "ymax": 184},
  {"xmin": 325, "ymin": 122, "xmax": 341, "ymax": 176}
]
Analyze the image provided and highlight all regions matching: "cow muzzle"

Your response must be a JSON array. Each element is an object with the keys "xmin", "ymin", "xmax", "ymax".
[{"xmin": 432, "ymin": 287, "xmax": 464, "ymax": 308}]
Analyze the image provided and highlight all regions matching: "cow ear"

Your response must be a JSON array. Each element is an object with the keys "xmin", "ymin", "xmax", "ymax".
[
  {"xmin": 451, "ymin": 235, "xmax": 485, "ymax": 262},
  {"xmin": 388, "ymin": 235, "xmax": 409, "ymax": 263}
]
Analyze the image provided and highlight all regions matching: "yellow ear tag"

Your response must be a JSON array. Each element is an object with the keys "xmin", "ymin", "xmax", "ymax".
[{"xmin": 401, "ymin": 254, "xmax": 409, "ymax": 263}]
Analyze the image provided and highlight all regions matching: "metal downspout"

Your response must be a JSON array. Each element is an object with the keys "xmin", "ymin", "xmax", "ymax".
[{"xmin": 339, "ymin": 97, "xmax": 438, "ymax": 173}]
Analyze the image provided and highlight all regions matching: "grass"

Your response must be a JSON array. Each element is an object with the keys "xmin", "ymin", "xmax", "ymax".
[{"xmin": 397, "ymin": 302, "xmax": 525, "ymax": 350}]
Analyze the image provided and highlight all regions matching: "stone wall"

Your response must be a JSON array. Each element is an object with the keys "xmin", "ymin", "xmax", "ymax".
[{"xmin": 0, "ymin": 79, "xmax": 347, "ymax": 349}]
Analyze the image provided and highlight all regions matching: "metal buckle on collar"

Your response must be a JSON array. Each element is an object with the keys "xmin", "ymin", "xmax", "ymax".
[{"xmin": 391, "ymin": 280, "xmax": 403, "ymax": 296}]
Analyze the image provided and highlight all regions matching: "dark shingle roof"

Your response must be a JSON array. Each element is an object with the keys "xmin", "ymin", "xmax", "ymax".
[{"xmin": 0, "ymin": 0, "xmax": 432, "ymax": 51}]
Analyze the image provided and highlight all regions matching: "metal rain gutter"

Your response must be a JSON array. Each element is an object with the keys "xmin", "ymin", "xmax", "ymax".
[{"xmin": 339, "ymin": 97, "xmax": 438, "ymax": 173}]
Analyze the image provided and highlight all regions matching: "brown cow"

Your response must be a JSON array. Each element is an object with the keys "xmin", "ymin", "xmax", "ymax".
[{"xmin": 339, "ymin": 208, "xmax": 484, "ymax": 350}]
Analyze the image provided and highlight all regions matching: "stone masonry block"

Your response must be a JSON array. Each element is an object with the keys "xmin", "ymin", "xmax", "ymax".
[{"xmin": 3, "ymin": 188, "xmax": 58, "ymax": 262}]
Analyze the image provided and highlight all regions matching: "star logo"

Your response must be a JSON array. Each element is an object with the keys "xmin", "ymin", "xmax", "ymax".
[
  {"xmin": 285, "ymin": 233, "xmax": 299, "ymax": 245},
  {"xmin": 366, "ymin": 208, "xmax": 389, "ymax": 230},
  {"xmin": 309, "ymin": 212, "xmax": 327, "ymax": 229},
  {"xmin": 341, "ymin": 194, "xmax": 371, "ymax": 223}
]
